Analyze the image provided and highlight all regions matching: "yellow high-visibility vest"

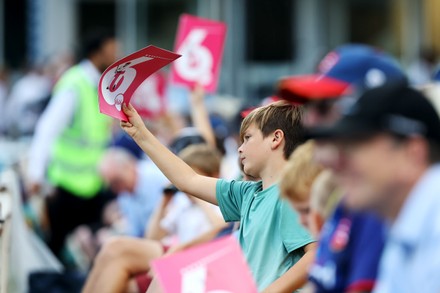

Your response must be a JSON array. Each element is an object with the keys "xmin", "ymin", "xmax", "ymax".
[{"xmin": 47, "ymin": 65, "xmax": 111, "ymax": 198}]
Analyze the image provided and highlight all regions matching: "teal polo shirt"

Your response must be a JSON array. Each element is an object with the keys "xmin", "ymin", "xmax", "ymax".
[{"xmin": 216, "ymin": 179, "xmax": 315, "ymax": 291}]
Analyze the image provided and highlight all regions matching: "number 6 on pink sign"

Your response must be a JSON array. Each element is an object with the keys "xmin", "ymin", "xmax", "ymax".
[
  {"xmin": 171, "ymin": 14, "xmax": 227, "ymax": 93},
  {"xmin": 175, "ymin": 29, "xmax": 213, "ymax": 86}
]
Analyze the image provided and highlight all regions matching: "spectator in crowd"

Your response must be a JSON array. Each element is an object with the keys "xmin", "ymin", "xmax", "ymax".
[
  {"xmin": 99, "ymin": 147, "xmax": 168, "ymax": 238},
  {"xmin": 4, "ymin": 65, "xmax": 51, "ymax": 137},
  {"xmin": 306, "ymin": 82, "xmax": 440, "ymax": 292},
  {"xmin": 307, "ymin": 169, "xmax": 341, "ymax": 238},
  {"xmin": 82, "ymin": 144, "xmax": 225, "ymax": 293},
  {"xmin": 279, "ymin": 140, "xmax": 341, "ymax": 238},
  {"xmin": 120, "ymin": 100, "xmax": 316, "ymax": 292},
  {"xmin": 26, "ymin": 29, "xmax": 119, "ymax": 265},
  {"xmin": 64, "ymin": 147, "xmax": 164, "ymax": 269},
  {"xmin": 279, "ymin": 140, "xmax": 325, "ymax": 230},
  {"xmin": 277, "ymin": 44, "xmax": 394, "ymax": 293},
  {"xmin": 279, "ymin": 141, "xmax": 342, "ymax": 293}
]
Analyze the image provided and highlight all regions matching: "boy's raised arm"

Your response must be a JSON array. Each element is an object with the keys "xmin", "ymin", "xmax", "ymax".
[{"xmin": 120, "ymin": 103, "xmax": 219, "ymax": 205}]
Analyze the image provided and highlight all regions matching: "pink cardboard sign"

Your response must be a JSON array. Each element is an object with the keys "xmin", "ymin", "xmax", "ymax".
[
  {"xmin": 151, "ymin": 236, "xmax": 258, "ymax": 293},
  {"xmin": 98, "ymin": 45, "xmax": 180, "ymax": 121},
  {"xmin": 171, "ymin": 14, "xmax": 227, "ymax": 93}
]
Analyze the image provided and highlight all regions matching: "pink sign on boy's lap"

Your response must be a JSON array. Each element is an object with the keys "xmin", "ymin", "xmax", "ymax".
[
  {"xmin": 171, "ymin": 14, "xmax": 227, "ymax": 93},
  {"xmin": 151, "ymin": 236, "xmax": 258, "ymax": 293},
  {"xmin": 98, "ymin": 45, "xmax": 180, "ymax": 121}
]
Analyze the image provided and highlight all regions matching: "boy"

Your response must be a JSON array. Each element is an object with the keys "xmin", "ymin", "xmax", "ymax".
[{"xmin": 121, "ymin": 100, "xmax": 316, "ymax": 292}]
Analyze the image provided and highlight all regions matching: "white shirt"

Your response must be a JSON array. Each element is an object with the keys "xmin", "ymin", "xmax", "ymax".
[
  {"xmin": 160, "ymin": 192, "xmax": 221, "ymax": 244},
  {"xmin": 117, "ymin": 160, "xmax": 168, "ymax": 237},
  {"xmin": 27, "ymin": 60, "xmax": 101, "ymax": 184},
  {"xmin": 374, "ymin": 164, "xmax": 440, "ymax": 293},
  {"xmin": 5, "ymin": 72, "xmax": 52, "ymax": 135}
]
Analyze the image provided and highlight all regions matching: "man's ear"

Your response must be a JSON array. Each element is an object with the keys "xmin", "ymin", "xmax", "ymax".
[{"xmin": 271, "ymin": 129, "xmax": 284, "ymax": 149}]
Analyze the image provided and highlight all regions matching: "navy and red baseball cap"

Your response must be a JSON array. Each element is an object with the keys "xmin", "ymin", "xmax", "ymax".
[
  {"xmin": 277, "ymin": 44, "xmax": 407, "ymax": 103},
  {"xmin": 304, "ymin": 81, "xmax": 440, "ymax": 142}
]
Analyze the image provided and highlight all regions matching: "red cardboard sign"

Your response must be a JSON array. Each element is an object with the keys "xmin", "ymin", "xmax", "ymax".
[
  {"xmin": 151, "ymin": 236, "xmax": 258, "ymax": 293},
  {"xmin": 171, "ymin": 14, "xmax": 227, "ymax": 93},
  {"xmin": 98, "ymin": 45, "xmax": 180, "ymax": 121}
]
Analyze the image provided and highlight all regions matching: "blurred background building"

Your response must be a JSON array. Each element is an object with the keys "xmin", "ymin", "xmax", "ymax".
[{"xmin": 1, "ymin": 0, "xmax": 439, "ymax": 102}]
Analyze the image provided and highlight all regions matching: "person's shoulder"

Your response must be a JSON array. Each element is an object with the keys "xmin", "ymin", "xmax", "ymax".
[
  {"xmin": 220, "ymin": 178, "xmax": 262, "ymax": 190},
  {"xmin": 217, "ymin": 179, "xmax": 263, "ymax": 198}
]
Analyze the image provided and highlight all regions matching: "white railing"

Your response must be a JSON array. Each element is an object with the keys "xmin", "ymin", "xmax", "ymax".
[{"xmin": 0, "ymin": 167, "xmax": 63, "ymax": 293}]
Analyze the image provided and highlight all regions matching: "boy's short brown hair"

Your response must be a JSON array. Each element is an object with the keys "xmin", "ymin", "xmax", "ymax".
[
  {"xmin": 178, "ymin": 144, "xmax": 222, "ymax": 177},
  {"xmin": 240, "ymin": 100, "xmax": 304, "ymax": 159}
]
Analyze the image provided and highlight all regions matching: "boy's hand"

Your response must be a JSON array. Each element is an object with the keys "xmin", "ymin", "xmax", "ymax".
[{"xmin": 120, "ymin": 103, "xmax": 145, "ymax": 141}]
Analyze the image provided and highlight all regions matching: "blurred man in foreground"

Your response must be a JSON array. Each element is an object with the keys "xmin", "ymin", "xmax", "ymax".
[{"xmin": 306, "ymin": 81, "xmax": 440, "ymax": 292}]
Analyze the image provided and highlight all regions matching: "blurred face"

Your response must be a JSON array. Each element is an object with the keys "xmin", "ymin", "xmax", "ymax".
[
  {"xmin": 314, "ymin": 141, "xmax": 345, "ymax": 171},
  {"xmin": 302, "ymin": 100, "xmax": 340, "ymax": 127},
  {"xmin": 97, "ymin": 38, "xmax": 120, "ymax": 72},
  {"xmin": 308, "ymin": 210, "xmax": 325, "ymax": 238},
  {"xmin": 238, "ymin": 123, "xmax": 270, "ymax": 178},
  {"xmin": 329, "ymin": 134, "xmax": 405, "ymax": 212},
  {"xmin": 288, "ymin": 199, "xmax": 310, "ymax": 229},
  {"xmin": 102, "ymin": 165, "xmax": 136, "ymax": 194}
]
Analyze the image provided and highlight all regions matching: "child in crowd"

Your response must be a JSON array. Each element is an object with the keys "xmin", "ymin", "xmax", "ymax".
[
  {"xmin": 82, "ymin": 144, "xmax": 225, "ymax": 293},
  {"xmin": 307, "ymin": 170, "xmax": 341, "ymax": 237},
  {"xmin": 279, "ymin": 140, "xmax": 324, "ymax": 230},
  {"xmin": 120, "ymin": 100, "xmax": 316, "ymax": 292},
  {"xmin": 279, "ymin": 140, "xmax": 341, "ymax": 238}
]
